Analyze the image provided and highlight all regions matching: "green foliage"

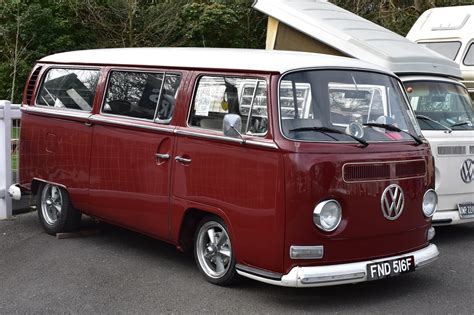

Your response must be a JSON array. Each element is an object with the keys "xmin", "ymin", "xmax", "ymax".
[{"xmin": 0, "ymin": 0, "xmax": 467, "ymax": 102}]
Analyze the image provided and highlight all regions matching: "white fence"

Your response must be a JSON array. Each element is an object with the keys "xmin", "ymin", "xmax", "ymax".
[{"xmin": 0, "ymin": 100, "xmax": 21, "ymax": 219}]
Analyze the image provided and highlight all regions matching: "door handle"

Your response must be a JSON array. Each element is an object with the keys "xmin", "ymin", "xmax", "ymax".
[
  {"xmin": 175, "ymin": 156, "xmax": 192, "ymax": 164},
  {"xmin": 84, "ymin": 121, "xmax": 92, "ymax": 127},
  {"xmin": 155, "ymin": 153, "xmax": 170, "ymax": 160}
]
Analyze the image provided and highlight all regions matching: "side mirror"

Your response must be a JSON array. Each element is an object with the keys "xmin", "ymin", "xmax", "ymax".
[{"xmin": 223, "ymin": 114, "xmax": 245, "ymax": 142}]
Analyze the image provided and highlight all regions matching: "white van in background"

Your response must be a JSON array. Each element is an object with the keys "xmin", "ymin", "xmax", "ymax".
[
  {"xmin": 254, "ymin": 0, "xmax": 474, "ymax": 225},
  {"xmin": 406, "ymin": 5, "xmax": 474, "ymax": 102}
]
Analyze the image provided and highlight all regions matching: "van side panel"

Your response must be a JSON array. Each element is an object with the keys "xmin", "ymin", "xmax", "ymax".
[
  {"xmin": 19, "ymin": 111, "xmax": 93, "ymax": 209},
  {"xmin": 171, "ymin": 136, "xmax": 285, "ymax": 274},
  {"xmin": 87, "ymin": 120, "xmax": 174, "ymax": 239}
]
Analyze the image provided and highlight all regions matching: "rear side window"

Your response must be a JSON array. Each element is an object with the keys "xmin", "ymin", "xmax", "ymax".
[
  {"xmin": 36, "ymin": 68, "xmax": 100, "ymax": 111},
  {"xmin": 188, "ymin": 76, "xmax": 268, "ymax": 136},
  {"xmin": 464, "ymin": 43, "xmax": 474, "ymax": 66},
  {"xmin": 420, "ymin": 41, "xmax": 461, "ymax": 60},
  {"xmin": 102, "ymin": 71, "xmax": 181, "ymax": 123}
]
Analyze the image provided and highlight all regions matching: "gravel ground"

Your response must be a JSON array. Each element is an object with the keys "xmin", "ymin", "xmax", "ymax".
[{"xmin": 1, "ymin": 211, "xmax": 473, "ymax": 314}]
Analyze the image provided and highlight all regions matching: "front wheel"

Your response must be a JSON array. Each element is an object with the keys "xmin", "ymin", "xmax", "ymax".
[
  {"xmin": 37, "ymin": 183, "xmax": 81, "ymax": 235},
  {"xmin": 194, "ymin": 216, "xmax": 237, "ymax": 286}
]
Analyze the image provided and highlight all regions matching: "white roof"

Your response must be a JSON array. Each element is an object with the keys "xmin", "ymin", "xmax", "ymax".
[
  {"xmin": 407, "ymin": 5, "xmax": 474, "ymax": 41},
  {"xmin": 253, "ymin": 0, "xmax": 462, "ymax": 79},
  {"xmin": 39, "ymin": 47, "xmax": 390, "ymax": 75}
]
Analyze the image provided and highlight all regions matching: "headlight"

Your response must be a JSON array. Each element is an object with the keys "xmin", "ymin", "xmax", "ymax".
[
  {"xmin": 422, "ymin": 189, "xmax": 438, "ymax": 218},
  {"xmin": 313, "ymin": 200, "xmax": 342, "ymax": 232}
]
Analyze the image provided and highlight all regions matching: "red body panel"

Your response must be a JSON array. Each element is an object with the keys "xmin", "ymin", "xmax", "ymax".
[{"xmin": 19, "ymin": 63, "xmax": 435, "ymax": 276}]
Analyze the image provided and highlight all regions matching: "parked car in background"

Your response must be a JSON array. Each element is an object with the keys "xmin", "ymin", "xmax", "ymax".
[
  {"xmin": 254, "ymin": 0, "xmax": 474, "ymax": 226},
  {"xmin": 406, "ymin": 5, "xmax": 474, "ymax": 102},
  {"xmin": 10, "ymin": 48, "xmax": 438, "ymax": 287}
]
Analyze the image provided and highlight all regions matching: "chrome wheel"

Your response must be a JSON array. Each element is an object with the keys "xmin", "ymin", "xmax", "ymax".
[
  {"xmin": 196, "ymin": 221, "xmax": 232, "ymax": 279},
  {"xmin": 41, "ymin": 184, "xmax": 63, "ymax": 226}
]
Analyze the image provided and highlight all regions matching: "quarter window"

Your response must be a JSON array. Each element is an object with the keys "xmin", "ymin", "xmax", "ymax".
[
  {"xmin": 36, "ymin": 68, "xmax": 100, "ymax": 111},
  {"xmin": 102, "ymin": 71, "xmax": 181, "ymax": 123},
  {"xmin": 464, "ymin": 43, "xmax": 474, "ymax": 66},
  {"xmin": 189, "ymin": 76, "xmax": 268, "ymax": 136},
  {"xmin": 419, "ymin": 41, "xmax": 462, "ymax": 61}
]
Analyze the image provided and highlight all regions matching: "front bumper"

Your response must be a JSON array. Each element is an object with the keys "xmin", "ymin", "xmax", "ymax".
[
  {"xmin": 433, "ymin": 210, "xmax": 474, "ymax": 225},
  {"xmin": 236, "ymin": 244, "xmax": 439, "ymax": 287}
]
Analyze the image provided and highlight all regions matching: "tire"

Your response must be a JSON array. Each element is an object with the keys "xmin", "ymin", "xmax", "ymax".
[
  {"xmin": 37, "ymin": 183, "xmax": 82, "ymax": 235},
  {"xmin": 194, "ymin": 216, "xmax": 238, "ymax": 286}
]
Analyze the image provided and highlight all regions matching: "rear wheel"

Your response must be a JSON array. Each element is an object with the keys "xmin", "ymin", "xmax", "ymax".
[
  {"xmin": 37, "ymin": 183, "xmax": 81, "ymax": 235},
  {"xmin": 194, "ymin": 216, "xmax": 237, "ymax": 286}
]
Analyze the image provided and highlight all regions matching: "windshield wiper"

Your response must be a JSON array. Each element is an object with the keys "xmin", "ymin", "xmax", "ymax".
[
  {"xmin": 289, "ymin": 126, "xmax": 369, "ymax": 147},
  {"xmin": 363, "ymin": 123, "xmax": 424, "ymax": 146},
  {"xmin": 450, "ymin": 121, "xmax": 473, "ymax": 128},
  {"xmin": 416, "ymin": 115, "xmax": 452, "ymax": 133}
]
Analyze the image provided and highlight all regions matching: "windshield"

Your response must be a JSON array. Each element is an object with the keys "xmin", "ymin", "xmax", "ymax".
[
  {"xmin": 404, "ymin": 81, "xmax": 474, "ymax": 131},
  {"xmin": 279, "ymin": 70, "xmax": 420, "ymax": 143}
]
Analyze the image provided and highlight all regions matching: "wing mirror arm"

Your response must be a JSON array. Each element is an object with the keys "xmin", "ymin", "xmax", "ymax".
[{"xmin": 223, "ymin": 114, "xmax": 246, "ymax": 144}]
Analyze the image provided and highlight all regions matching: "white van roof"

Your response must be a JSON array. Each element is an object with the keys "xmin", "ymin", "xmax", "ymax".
[
  {"xmin": 407, "ymin": 5, "xmax": 474, "ymax": 41},
  {"xmin": 253, "ymin": 0, "xmax": 462, "ymax": 79},
  {"xmin": 39, "ymin": 47, "xmax": 391, "ymax": 75}
]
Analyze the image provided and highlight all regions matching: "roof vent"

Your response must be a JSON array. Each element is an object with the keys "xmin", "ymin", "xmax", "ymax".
[{"xmin": 25, "ymin": 66, "xmax": 42, "ymax": 105}]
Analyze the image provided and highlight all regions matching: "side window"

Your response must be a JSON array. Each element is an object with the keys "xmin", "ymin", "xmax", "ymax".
[
  {"xmin": 36, "ymin": 68, "xmax": 100, "ymax": 111},
  {"xmin": 102, "ymin": 71, "xmax": 181, "ymax": 123},
  {"xmin": 464, "ymin": 43, "xmax": 474, "ymax": 66},
  {"xmin": 189, "ymin": 76, "xmax": 268, "ymax": 136}
]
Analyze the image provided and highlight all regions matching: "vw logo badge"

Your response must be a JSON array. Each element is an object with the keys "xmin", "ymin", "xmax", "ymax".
[
  {"xmin": 381, "ymin": 184, "xmax": 405, "ymax": 221},
  {"xmin": 460, "ymin": 159, "xmax": 474, "ymax": 183}
]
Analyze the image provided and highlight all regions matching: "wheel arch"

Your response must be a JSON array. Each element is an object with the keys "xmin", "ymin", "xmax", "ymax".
[
  {"xmin": 31, "ymin": 178, "xmax": 69, "ymax": 195},
  {"xmin": 177, "ymin": 207, "xmax": 236, "ymax": 254}
]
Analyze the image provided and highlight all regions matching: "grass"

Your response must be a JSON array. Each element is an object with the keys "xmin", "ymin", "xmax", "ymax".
[{"xmin": 11, "ymin": 126, "xmax": 19, "ymax": 172}]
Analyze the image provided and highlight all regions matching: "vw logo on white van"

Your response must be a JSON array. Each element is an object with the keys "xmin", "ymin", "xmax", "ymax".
[
  {"xmin": 460, "ymin": 159, "xmax": 474, "ymax": 183},
  {"xmin": 381, "ymin": 184, "xmax": 405, "ymax": 221}
]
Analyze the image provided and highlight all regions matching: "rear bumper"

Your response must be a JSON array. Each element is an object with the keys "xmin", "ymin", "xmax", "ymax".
[
  {"xmin": 236, "ymin": 244, "xmax": 439, "ymax": 287},
  {"xmin": 8, "ymin": 184, "xmax": 22, "ymax": 201}
]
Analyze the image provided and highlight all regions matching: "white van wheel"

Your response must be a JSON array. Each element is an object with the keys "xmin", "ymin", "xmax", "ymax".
[
  {"xmin": 194, "ymin": 216, "xmax": 237, "ymax": 285},
  {"xmin": 37, "ymin": 183, "xmax": 81, "ymax": 235}
]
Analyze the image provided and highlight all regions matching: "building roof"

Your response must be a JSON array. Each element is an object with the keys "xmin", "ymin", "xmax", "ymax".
[
  {"xmin": 39, "ymin": 47, "xmax": 392, "ymax": 75},
  {"xmin": 253, "ymin": 0, "xmax": 462, "ymax": 79}
]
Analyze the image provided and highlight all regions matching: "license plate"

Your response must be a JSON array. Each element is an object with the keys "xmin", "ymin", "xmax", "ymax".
[
  {"xmin": 367, "ymin": 256, "xmax": 415, "ymax": 281},
  {"xmin": 458, "ymin": 203, "xmax": 474, "ymax": 219}
]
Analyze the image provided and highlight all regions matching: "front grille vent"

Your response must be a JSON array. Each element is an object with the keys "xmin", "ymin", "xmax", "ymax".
[
  {"xmin": 438, "ymin": 146, "xmax": 466, "ymax": 155},
  {"xmin": 395, "ymin": 160, "xmax": 426, "ymax": 178},
  {"xmin": 343, "ymin": 164, "xmax": 390, "ymax": 182},
  {"xmin": 343, "ymin": 160, "xmax": 426, "ymax": 182},
  {"xmin": 470, "ymin": 146, "xmax": 474, "ymax": 155},
  {"xmin": 25, "ymin": 66, "xmax": 42, "ymax": 105}
]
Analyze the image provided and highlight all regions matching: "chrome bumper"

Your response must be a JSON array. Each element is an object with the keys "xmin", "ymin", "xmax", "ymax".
[
  {"xmin": 236, "ymin": 244, "xmax": 439, "ymax": 288},
  {"xmin": 8, "ymin": 184, "xmax": 22, "ymax": 200},
  {"xmin": 433, "ymin": 210, "xmax": 474, "ymax": 225}
]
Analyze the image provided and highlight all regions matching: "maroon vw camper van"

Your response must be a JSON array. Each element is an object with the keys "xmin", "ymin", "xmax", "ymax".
[{"xmin": 11, "ymin": 48, "xmax": 438, "ymax": 287}]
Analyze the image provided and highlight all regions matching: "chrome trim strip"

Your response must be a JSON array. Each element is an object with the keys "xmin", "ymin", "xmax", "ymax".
[
  {"xmin": 235, "ymin": 264, "xmax": 283, "ymax": 281},
  {"xmin": 342, "ymin": 159, "xmax": 427, "ymax": 183},
  {"xmin": 175, "ymin": 129, "xmax": 279, "ymax": 149},
  {"xmin": 236, "ymin": 244, "xmax": 439, "ymax": 287},
  {"xmin": 23, "ymin": 106, "xmax": 92, "ymax": 120},
  {"xmin": 91, "ymin": 116, "xmax": 175, "ymax": 134}
]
